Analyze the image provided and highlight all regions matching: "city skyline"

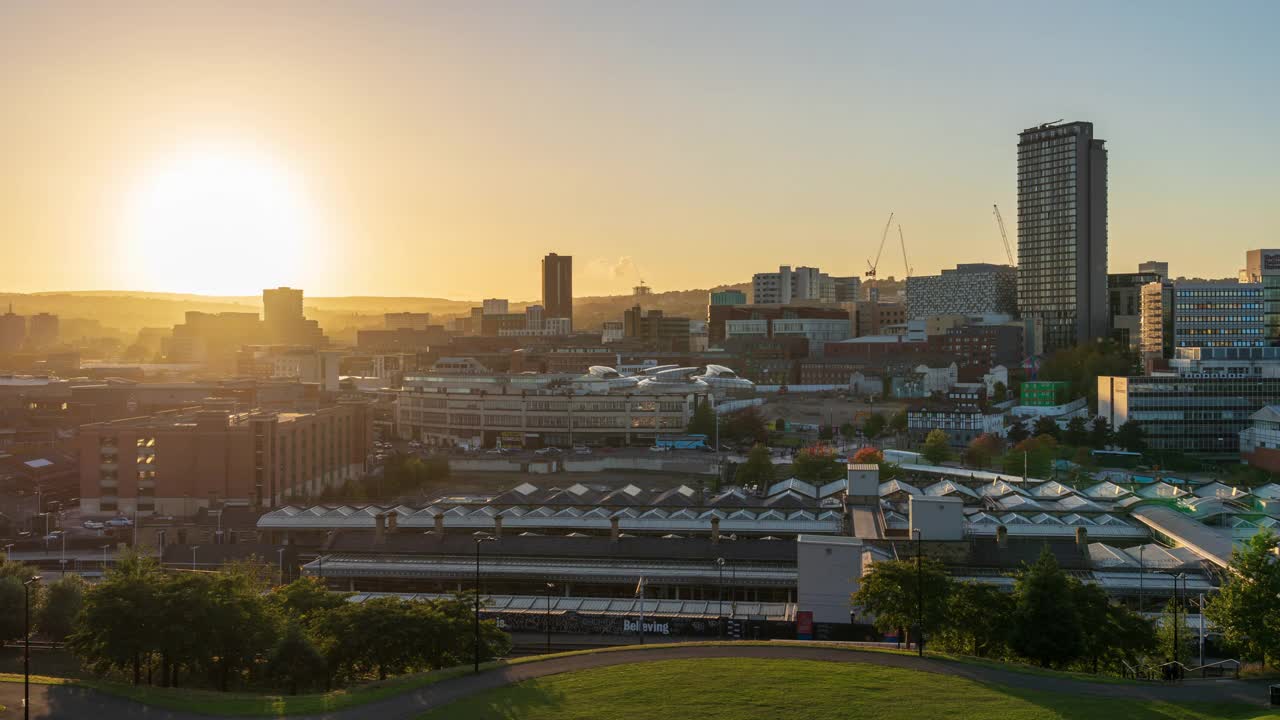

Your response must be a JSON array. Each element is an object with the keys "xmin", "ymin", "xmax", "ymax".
[{"xmin": 4, "ymin": 2, "xmax": 1279, "ymax": 298}]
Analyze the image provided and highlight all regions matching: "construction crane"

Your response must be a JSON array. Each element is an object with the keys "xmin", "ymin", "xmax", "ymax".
[
  {"xmin": 898, "ymin": 223, "xmax": 913, "ymax": 278},
  {"xmin": 992, "ymin": 203, "xmax": 1015, "ymax": 266},
  {"xmin": 865, "ymin": 212, "xmax": 895, "ymax": 278}
]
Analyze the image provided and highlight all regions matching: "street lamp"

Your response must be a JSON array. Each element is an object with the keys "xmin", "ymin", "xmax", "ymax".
[
  {"xmin": 191, "ymin": 545, "xmax": 200, "ymax": 572},
  {"xmin": 277, "ymin": 547, "xmax": 286, "ymax": 585},
  {"xmin": 913, "ymin": 528, "xmax": 924, "ymax": 657},
  {"xmin": 473, "ymin": 535, "xmax": 495, "ymax": 673},
  {"xmin": 5, "ymin": 543, "xmax": 14, "ymax": 564},
  {"xmin": 715, "ymin": 557, "xmax": 726, "ymax": 639},
  {"xmin": 545, "ymin": 582, "xmax": 556, "ymax": 656},
  {"xmin": 100, "ymin": 544, "xmax": 111, "ymax": 572},
  {"xmin": 23, "ymin": 575, "xmax": 39, "ymax": 720}
]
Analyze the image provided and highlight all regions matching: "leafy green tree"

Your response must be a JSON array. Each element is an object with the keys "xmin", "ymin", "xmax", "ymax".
[
  {"xmin": 0, "ymin": 577, "xmax": 25, "ymax": 644},
  {"xmin": 862, "ymin": 413, "xmax": 886, "ymax": 439},
  {"xmin": 1032, "ymin": 416, "xmax": 1060, "ymax": 440},
  {"xmin": 724, "ymin": 407, "xmax": 769, "ymax": 444},
  {"xmin": 1038, "ymin": 339, "xmax": 1138, "ymax": 411},
  {"xmin": 1089, "ymin": 416, "xmax": 1112, "ymax": 449},
  {"xmin": 1073, "ymin": 580, "xmax": 1154, "ymax": 674},
  {"xmin": 774, "ymin": 417, "xmax": 786, "ymax": 432},
  {"xmin": 69, "ymin": 549, "xmax": 163, "ymax": 685},
  {"xmin": 202, "ymin": 572, "xmax": 279, "ymax": 690},
  {"xmin": 1063, "ymin": 416, "xmax": 1089, "ymax": 447},
  {"xmin": 687, "ymin": 401, "xmax": 716, "ymax": 437},
  {"xmin": 937, "ymin": 582, "xmax": 1012, "ymax": 657},
  {"xmin": 267, "ymin": 624, "xmax": 329, "ymax": 695},
  {"xmin": 1010, "ymin": 547, "xmax": 1083, "ymax": 668},
  {"xmin": 38, "ymin": 575, "xmax": 85, "ymax": 642},
  {"xmin": 992, "ymin": 381, "xmax": 1008, "ymax": 403},
  {"xmin": 962, "ymin": 434, "xmax": 1002, "ymax": 469},
  {"xmin": 852, "ymin": 557, "xmax": 951, "ymax": 649},
  {"xmin": 888, "ymin": 411, "xmax": 908, "ymax": 435},
  {"xmin": 734, "ymin": 444, "xmax": 776, "ymax": 487},
  {"xmin": 269, "ymin": 577, "xmax": 351, "ymax": 629},
  {"xmin": 792, "ymin": 444, "xmax": 843, "ymax": 482},
  {"xmin": 921, "ymin": 429, "xmax": 951, "ymax": 465},
  {"xmin": 818, "ymin": 425, "xmax": 834, "ymax": 441},
  {"xmin": 1006, "ymin": 420, "xmax": 1029, "ymax": 445},
  {"xmin": 1155, "ymin": 599, "xmax": 1195, "ymax": 668},
  {"xmin": 839, "ymin": 422, "xmax": 854, "ymax": 439},
  {"xmin": 1001, "ymin": 437, "xmax": 1056, "ymax": 478},
  {"xmin": 1114, "ymin": 420, "xmax": 1147, "ymax": 453},
  {"xmin": 1205, "ymin": 531, "xmax": 1280, "ymax": 668}
]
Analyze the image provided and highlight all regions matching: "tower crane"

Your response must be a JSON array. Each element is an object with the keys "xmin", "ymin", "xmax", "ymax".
[
  {"xmin": 898, "ymin": 223, "xmax": 913, "ymax": 278},
  {"xmin": 865, "ymin": 212, "xmax": 895, "ymax": 278},
  {"xmin": 993, "ymin": 203, "xmax": 1015, "ymax": 266}
]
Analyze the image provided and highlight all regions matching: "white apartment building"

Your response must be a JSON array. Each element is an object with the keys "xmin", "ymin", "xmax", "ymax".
[{"xmin": 752, "ymin": 266, "xmax": 836, "ymax": 304}]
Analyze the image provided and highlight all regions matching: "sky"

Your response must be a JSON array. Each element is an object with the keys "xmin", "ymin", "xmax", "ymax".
[{"xmin": 2, "ymin": 1, "xmax": 1278, "ymax": 299}]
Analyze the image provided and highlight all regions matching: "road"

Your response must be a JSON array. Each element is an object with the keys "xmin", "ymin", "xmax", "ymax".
[{"xmin": 0, "ymin": 643, "xmax": 1269, "ymax": 719}]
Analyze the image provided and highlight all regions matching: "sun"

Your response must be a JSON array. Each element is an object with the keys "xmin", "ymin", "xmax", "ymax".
[{"xmin": 119, "ymin": 142, "xmax": 321, "ymax": 295}]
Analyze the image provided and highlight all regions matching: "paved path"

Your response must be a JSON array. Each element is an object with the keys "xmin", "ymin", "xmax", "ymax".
[{"xmin": 0, "ymin": 644, "xmax": 1270, "ymax": 719}]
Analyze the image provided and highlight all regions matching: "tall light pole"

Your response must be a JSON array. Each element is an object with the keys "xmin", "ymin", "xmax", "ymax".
[
  {"xmin": 473, "ymin": 535, "xmax": 494, "ymax": 672},
  {"xmin": 191, "ymin": 545, "xmax": 199, "ymax": 572},
  {"xmin": 4, "ymin": 544, "xmax": 13, "ymax": 564},
  {"xmin": 716, "ymin": 557, "xmax": 726, "ymax": 639},
  {"xmin": 23, "ymin": 575, "xmax": 39, "ymax": 720},
  {"xmin": 545, "ymin": 582, "xmax": 555, "ymax": 656},
  {"xmin": 913, "ymin": 528, "xmax": 924, "ymax": 657},
  {"xmin": 100, "ymin": 544, "xmax": 111, "ymax": 572},
  {"xmin": 1138, "ymin": 545, "xmax": 1145, "ymax": 613}
]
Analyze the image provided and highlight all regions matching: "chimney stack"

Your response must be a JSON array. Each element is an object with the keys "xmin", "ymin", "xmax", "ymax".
[
  {"xmin": 1075, "ymin": 526, "xmax": 1088, "ymax": 548},
  {"xmin": 387, "ymin": 512, "xmax": 398, "ymax": 533},
  {"xmin": 610, "ymin": 517, "xmax": 620, "ymax": 542},
  {"xmin": 374, "ymin": 512, "xmax": 386, "ymax": 544},
  {"xmin": 434, "ymin": 513, "xmax": 445, "ymax": 536},
  {"xmin": 996, "ymin": 524, "xmax": 1007, "ymax": 548},
  {"xmin": 711, "ymin": 516, "xmax": 721, "ymax": 544},
  {"xmin": 494, "ymin": 514, "xmax": 503, "ymax": 538}
]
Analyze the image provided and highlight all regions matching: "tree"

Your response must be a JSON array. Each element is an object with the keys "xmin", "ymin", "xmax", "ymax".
[
  {"xmin": 0, "ymin": 578, "xmax": 25, "ymax": 645},
  {"xmin": 1063, "ymin": 416, "xmax": 1089, "ymax": 447},
  {"xmin": 852, "ymin": 557, "xmax": 951, "ymax": 648},
  {"xmin": 888, "ymin": 411, "xmax": 908, "ymax": 436},
  {"xmin": 818, "ymin": 425, "xmax": 834, "ymax": 441},
  {"xmin": 1205, "ymin": 531, "xmax": 1280, "ymax": 668},
  {"xmin": 1038, "ymin": 339, "xmax": 1138, "ymax": 412},
  {"xmin": 69, "ymin": 550, "xmax": 163, "ymax": 685},
  {"xmin": 1009, "ymin": 546, "xmax": 1083, "ymax": 668},
  {"xmin": 1155, "ymin": 599, "xmax": 1195, "ymax": 670},
  {"xmin": 724, "ymin": 407, "xmax": 768, "ymax": 445},
  {"xmin": 921, "ymin": 429, "xmax": 951, "ymax": 465},
  {"xmin": 1114, "ymin": 420, "xmax": 1146, "ymax": 453},
  {"xmin": 862, "ymin": 413, "xmax": 886, "ymax": 440},
  {"xmin": 774, "ymin": 417, "xmax": 786, "ymax": 432},
  {"xmin": 38, "ymin": 575, "xmax": 85, "ymax": 642},
  {"xmin": 937, "ymin": 582, "xmax": 1012, "ymax": 657},
  {"xmin": 1088, "ymin": 416, "xmax": 1112, "ymax": 450},
  {"xmin": 1001, "ymin": 437, "xmax": 1054, "ymax": 478},
  {"xmin": 266, "ymin": 624, "xmax": 328, "ymax": 695},
  {"xmin": 992, "ymin": 381, "xmax": 1008, "ymax": 404},
  {"xmin": 735, "ymin": 444, "xmax": 776, "ymax": 486},
  {"xmin": 962, "ymin": 434, "xmax": 1002, "ymax": 469},
  {"xmin": 687, "ymin": 401, "xmax": 716, "ymax": 437},
  {"xmin": 269, "ymin": 577, "xmax": 351, "ymax": 630},
  {"xmin": 1006, "ymin": 420, "xmax": 1029, "ymax": 445},
  {"xmin": 1032, "ymin": 416, "xmax": 1060, "ymax": 440},
  {"xmin": 1073, "ymin": 580, "xmax": 1154, "ymax": 674},
  {"xmin": 852, "ymin": 447, "xmax": 884, "ymax": 465},
  {"xmin": 792, "ymin": 444, "xmax": 843, "ymax": 482}
]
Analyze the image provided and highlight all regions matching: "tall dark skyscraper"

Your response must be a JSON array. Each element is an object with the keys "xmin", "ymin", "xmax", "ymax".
[
  {"xmin": 1016, "ymin": 121, "xmax": 1108, "ymax": 353},
  {"xmin": 542, "ymin": 253, "xmax": 573, "ymax": 330}
]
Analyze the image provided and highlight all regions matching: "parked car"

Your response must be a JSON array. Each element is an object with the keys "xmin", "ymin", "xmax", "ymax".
[
  {"xmin": 82, "ymin": 520, "xmax": 105, "ymax": 530},
  {"xmin": 105, "ymin": 516, "xmax": 133, "ymax": 528},
  {"xmin": 43, "ymin": 531, "xmax": 63, "ymax": 542},
  {"xmin": 534, "ymin": 447, "xmax": 561, "ymax": 455},
  {"xmin": 648, "ymin": 445, "xmax": 672, "ymax": 453},
  {"xmin": 573, "ymin": 446, "xmax": 592, "ymax": 455}
]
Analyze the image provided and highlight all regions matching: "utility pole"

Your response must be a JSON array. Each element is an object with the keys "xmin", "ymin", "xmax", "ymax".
[{"xmin": 914, "ymin": 528, "xmax": 924, "ymax": 657}]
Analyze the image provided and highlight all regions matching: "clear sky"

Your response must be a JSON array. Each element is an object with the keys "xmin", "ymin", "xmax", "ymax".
[{"xmin": 2, "ymin": 1, "xmax": 1277, "ymax": 298}]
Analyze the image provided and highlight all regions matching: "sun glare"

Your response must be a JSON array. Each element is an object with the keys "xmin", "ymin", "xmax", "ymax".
[{"xmin": 120, "ymin": 143, "xmax": 320, "ymax": 295}]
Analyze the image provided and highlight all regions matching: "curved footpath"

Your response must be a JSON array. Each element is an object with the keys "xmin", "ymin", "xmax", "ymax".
[{"xmin": 1, "ymin": 644, "xmax": 1270, "ymax": 719}]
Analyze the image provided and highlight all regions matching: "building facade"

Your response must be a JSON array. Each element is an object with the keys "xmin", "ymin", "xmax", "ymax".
[
  {"xmin": 1172, "ymin": 281, "xmax": 1264, "ymax": 349},
  {"xmin": 1016, "ymin": 121, "xmax": 1108, "ymax": 352},
  {"xmin": 1244, "ymin": 249, "xmax": 1280, "ymax": 346},
  {"xmin": 752, "ymin": 266, "xmax": 836, "ymax": 304},
  {"xmin": 904, "ymin": 264, "xmax": 1016, "ymax": 320},
  {"xmin": 725, "ymin": 317, "xmax": 851, "ymax": 357},
  {"xmin": 1108, "ymin": 271, "xmax": 1164, "ymax": 349},
  {"xmin": 384, "ymin": 313, "xmax": 432, "ymax": 331},
  {"xmin": 79, "ymin": 403, "xmax": 370, "ymax": 515},
  {"xmin": 709, "ymin": 290, "xmax": 747, "ymax": 307},
  {"xmin": 623, "ymin": 306, "xmax": 692, "ymax": 352},
  {"xmin": 542, "ymin": 253, "xmax": 574, "ymax": 331},
  {"xmin": 1140, "ymin": 281, "xmax": 1174, "ymax": 359}
]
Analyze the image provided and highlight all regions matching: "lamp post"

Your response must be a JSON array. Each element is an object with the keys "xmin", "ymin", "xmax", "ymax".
[
  {"xmin": 318, "ymin": 554, "xmax": 324, "ymax": 581},
  {"xmin": 715, "ymin": 557, "xmax": 726, "ymax": 639},
  {"xmin": 191, "ymin": 545, "xmax": 199, "ymax": 572},
  {"xmin": 916, "ymin": 525, "xmax": 926, "ymax": 653},
  {"xmin": 473, "ymin": 535, "xmax": 494, "ymax": 673},
  {"xmin": 277, "ymin": 547, "xmax": 286, "ymax": 585},
  {"xmin": 1138, "ymin": 545, "xmax": 1145, "ymax": 613},
  {"xmin": 545, "ymin": 582, "xmax": 555, "ymax": 656},
  {"xmin": 100, "ymin": 544, "xmax": 111, "ymax": 572},
  {"xmin": 4, "ymin": 543, "xmax": 14, "ymax": 564},
  {"xmin": 23, "ymin": 575, "xmax": 39, "ymax": 720}
]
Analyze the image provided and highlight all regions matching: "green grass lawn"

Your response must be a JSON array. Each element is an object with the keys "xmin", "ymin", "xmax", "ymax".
[{"xmin": 419, "ymin": 659, "xmax": 1280, "ymax": 720}]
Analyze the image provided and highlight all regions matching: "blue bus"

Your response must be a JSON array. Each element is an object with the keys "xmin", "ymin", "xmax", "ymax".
[{"xmin": 655, "ymin": 434, "xmax": 709, "ymax": 450}]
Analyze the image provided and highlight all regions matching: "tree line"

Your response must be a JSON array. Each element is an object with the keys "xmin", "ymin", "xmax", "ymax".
[
  {"xmin": 1, "ymin": 551, "xmax": 510, "ymax": 695},
  {"xmin": 854, "ymin": 546, "xmax": 1172, "ymax": 673}
]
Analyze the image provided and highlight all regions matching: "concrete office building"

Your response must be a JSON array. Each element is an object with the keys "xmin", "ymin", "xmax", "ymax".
[
  {"xmin": 623, "ymin": 306, "xmax": 693, "ymax": 352},
  {"xmin": 709, "ymin": 290, "xmax": 747, "ymax": 307},
  {"xmin": 851, "ymin": 301, "xmax": 907, "ymax": 337},
  {"xmin": 1138, "ymin": 261, "xmax": 1169, "ymax": 280},
  {"xmin": 262, "ymin": 287, "xmax": 326, "ymax": 346},
  {"xmin": 482, "ymin": 299, "xmax": 510, "ymax": 315},
  {"xmin": 752, "ymin": 266, "xmax": 836, "ymax": 305},
  {"xmin": 384, "ymin": 313, "xmax": 432, "ymax": 331},
  {"xmin": 1140, "ymin": 281, "xmax": 1174, "ymax": 359},
  {"xmin": 832, "ymin": 276, "xmax": 862, "ymax": 302},
  {"xmin": 79, "ymin": 402, "xmax": 370, "ymax": 515},
  {"xmin": 27, "ymin": 313, "xmax": 59, "ymax": 349},
  {"xmin": 1172, "ymin": 281, "xmax": 1264, "ymax": 349},
  {"xmin": 542, "ymin": 253, "xmax": 573, "ymax": 331},
  {"xmin": 1244, "ymin": 249, "xmax": 1280, "ymax": 346},
  {"xmin": 905, "ymin": 264, "xmax": 1016, "ymax": 320},
  {"xmin": 1016, "ymin": 121, "xmax": 1108, "ymax": 352},
  {"xmin": 725, "ymin": 317, "xmax": 851, "ymax": 357},
  {"xmin": 1108, "ymin": 270, "xmax": 1165, "ymax": 350},
  {"xmin": 0, "ymin": 306, "xmax": 25, "ymax": 353}
]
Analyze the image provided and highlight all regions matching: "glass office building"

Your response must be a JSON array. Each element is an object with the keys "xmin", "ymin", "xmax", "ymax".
[{"xmin": 1171, "ymin": 281, "xmax": 1264, "ymax": 349}]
